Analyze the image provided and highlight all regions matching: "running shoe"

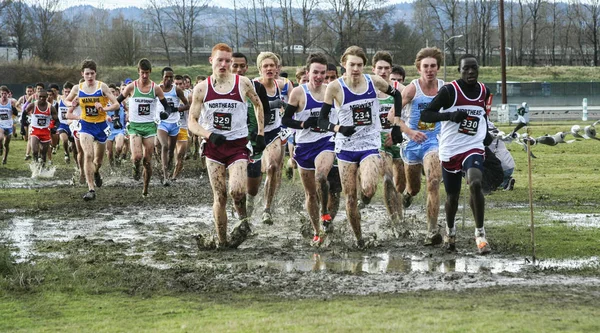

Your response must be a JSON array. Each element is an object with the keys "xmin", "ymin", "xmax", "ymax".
[
  {"xmin": 2, "ymin": 158, "xmax": 6, "ymax": 165},
  {"xmin": 507, "ymin": 178, "xmax": 516, "ymax": 191},
  {"xmin": 424, "ymin": 231, "xmax": 443, "ymax": 246},
  {"xmin": 444, "ymin": 234, "xmax": 456, "ymax": 252},
  {"xmin": 94, "ymin": 172, "xmax": 102, "ymax": 187},
  {"xmin": 64, "ymin": 153, "xmax": 70, "ymax": 164},
  {"xmin": 262, "ymin": 210, "xmax": 273, "ymax": 225},
  {"xmin": 52, "ymin": 147, "xmax": 57, "ymax": 155},
  {"xmin": 83, "ymin": 190, "xmax": 96, "ymax": 201},
  {"xmin": 311, "ymin": 235, "xmax": 323, "ymax": 247},
  {"xmin": 321, "ymin": 214, "xmax": 333, "ymax": 234},
  {"xmin": 229, "ymin": 219, "xmax": 252, "ymax": 249},
  {"xmin": 162, "ymin": 179, "xmax": 171, "ymax": 187},
  {"xmin": 24, "ymin": 154, "xmax": 31, "ymax": 161},
  {"xmin": 402, "ymin": 192, "xmax": 413, "ymax": 209},
  {"xmin": 476, "ymin": 235, "xmax": 491, "ymax": 255}
]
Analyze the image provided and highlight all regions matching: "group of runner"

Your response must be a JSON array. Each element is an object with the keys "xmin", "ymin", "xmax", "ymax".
[{"xmin": 1, "ymin": 43, "xmax": 494, "ymax": 255}]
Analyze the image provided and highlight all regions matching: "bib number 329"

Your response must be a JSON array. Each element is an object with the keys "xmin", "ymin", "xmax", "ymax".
[{"xmin": 213, "ymin": 112, "xmax": 232, "ymax": 130}]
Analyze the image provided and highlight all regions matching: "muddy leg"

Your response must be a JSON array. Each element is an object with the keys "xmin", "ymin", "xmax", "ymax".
[
  {"xmin": 423, "ymin": 153, "xmax": 442, "ymax": 233},
  {"xmin": 207, "ymin": 160, "xmax": 228, "ymax": 244},
  {"xmin": 339, "ymin": 161, "xmax": 361, "ymax": 242},
  {"xmin": 300, "ymin": 168, "xmax": 320, "ymax": 235},
  {"xmin": 141, "ymin": 137, "xmax": 155, "ymax": 196}
]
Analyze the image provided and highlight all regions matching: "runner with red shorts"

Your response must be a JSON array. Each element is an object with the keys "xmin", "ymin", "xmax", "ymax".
[{"xmin": 24, "ymin": 90, "xmax": 58, "ymax": 166}]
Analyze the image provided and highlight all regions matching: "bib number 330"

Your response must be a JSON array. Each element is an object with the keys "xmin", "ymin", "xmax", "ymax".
[{"xmin": 458, "ymin": 116, "xmax": 479, "ymax": 136}]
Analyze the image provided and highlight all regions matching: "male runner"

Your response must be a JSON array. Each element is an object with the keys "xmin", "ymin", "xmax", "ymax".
[
  {"xmin": 0, "ymin": 86, "xmax": 19, "ymax": 164},
  {"xmin": 420, "ymin": 54, "xmax": 492, "ymax": 254},
  {"xmin": 157, "ymin": 67, "xmax": 189, "ymax": 185},
  {"xmin": 231, "ymin": 52, "xmax": 270, "ymax": 217},
  {"xmin": 256, "ymin": 51, "xmax": 288, "ymax": 224},
  {"xmin": 24, "ymin": 90, "xmax": 58, "ymax": 166},
  {"xmin": 282, "ymin": 53, "xmax": 336, "ymax": 245},
  {"xmin": 65, "ymin": 59, "xmax": 121, "ymax": 201},
  {"xmin": 188, "ymin": 43, "xmax": 266, "ymax": 248},
  {"xmin": 117, "ymin": 58, "xmax": 173, "ymax": 197},
  {"xmin": 56, "ymin": 82, "xmax": 76, "ymax": 164},
  {"xmin": 372, "ymin": 51, "xmax": 405, "ymax": 231},
  {"xmin": 318, "ymin": 46, "xmax": 404, "ymax": 248},
  {"xmin": 390, "ymin": 65, "xmax": 406, "ymax": 83},
  {"xmin": 393, "ymin": 47, "xmax": 444, "ymax": 245},
  {"xmin": 106, "ymin": 84, "xmax": 127, "ymax": 167}
]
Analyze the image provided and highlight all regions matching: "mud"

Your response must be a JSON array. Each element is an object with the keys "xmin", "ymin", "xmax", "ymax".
[{"xmin": 2, "ymin": 171, "xmax": 599, "ymax": 298}]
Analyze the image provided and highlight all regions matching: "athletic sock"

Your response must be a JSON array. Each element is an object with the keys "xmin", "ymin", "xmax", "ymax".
[
  {"xmin": 447, "ymin": 225, "xmax": 456, "ymax": 236},
  {"xmin": 475, "ymin": 227, "xmax": 485, "ymax": 237}
]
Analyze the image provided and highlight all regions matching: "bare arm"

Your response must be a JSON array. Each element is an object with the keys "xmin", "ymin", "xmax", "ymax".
[
  {"xmin": 242, "ymin": 77, "xmax": 264, "ymax": 135},
  {"xmin": 102, "ymin": 83, "xmax": 120, "ymax": 111},
  {"xmin": 187, "ymin": 81, "xmax": 212, "ymax": 139},
  {"xmin": 176, "ymin": 87, "xmax": 190, "ymax": 111},
  {"xmin": 65, "ymin": 86, "xmax": 79, "ymax": 105}
]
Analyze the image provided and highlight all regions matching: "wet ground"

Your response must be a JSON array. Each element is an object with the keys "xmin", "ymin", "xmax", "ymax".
[{"xmin": 2, "ymin": 167, "xmax": 600, "ymax": 298}]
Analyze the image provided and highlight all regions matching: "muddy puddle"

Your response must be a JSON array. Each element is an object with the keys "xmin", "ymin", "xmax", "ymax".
[{"xmin": 3, "ymin": 198, "xmax": 600, "ymax": 296}]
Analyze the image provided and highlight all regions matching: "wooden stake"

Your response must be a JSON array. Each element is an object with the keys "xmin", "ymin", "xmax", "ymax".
[{"xmin": 527, "ymin": 128, "xmax": 536, "ymax": 264}]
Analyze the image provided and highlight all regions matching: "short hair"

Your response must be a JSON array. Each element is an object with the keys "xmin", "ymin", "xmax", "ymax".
[
  {"xmin": 36, "ymin": 82, "xmax": 45, "ymax": 89},
  {"xmin": 232, "ymin": 52, "xmax": 247, "ymax": 63},
  {"xmin": 80, "ymin": 59, "xmax": 97, "ymax": 72},
  {"xmin": 327, "ymin": 63, "xmax": 338, "ymax": 74},
  {"xmin": 174, "ymin": 75, "xmax": 184, "ymax": 81},
  {"xmin": 162, "ymin": 67, "xmax": 174, "ymax": 77},
  {"xmin": 211, "ymin": 43, "xmax": 232, "ymax": 56},
  {"xmin": 196, "ymin": 75, "xmax": 206, "ymax": 82},
  {"xmin": 340, "ymin": 46, "xmax": 367, "ymax": 66},
  {"xmin": 182, "ymin": 74, "xmax": 191, "ymax": 83},
  {"xmin": 138, "ymin": 58, "xmax": 152, "ymax": 71},
  {"xmin": 372, "ymin": 51, "xmax": 393, "ymax": 67},
  {"xmin": 108, "ymin": 83, "xmax": 117, "ymax": 90},
  {"xmin": 63, "ymin": 81, "xmax": 74, "ymax": 90},
  {"xmin": 0, "ymin": 86, "xmax": 9, "ymax": 93},
  {"xmin": 49, "ymin": 83, "xmax": 60, "ymax": 91},
  {"xmin": 414, "ymin": 47, "xmax": 443, "ymax": 70},
  {"xmin": 280, "ymin": 72, "xmax": 288, "ymax": 78},
  {"xmin": 257, "ymin": 51, "xmax": 280, "ymax": 71},
  {"xmin": 306, "ymin": 53, "xmax": 328, "ymax": 68},
  {"xmin": 458, "ymin": 54, "xmax": 478, "ymax": 69},
  {"xmin": 392, "ymin": 65, "xmax": 405, "ymax": 77},
  {"xmin": 295, "ymin": 67, "xmax": 307, "ymax": 82}
]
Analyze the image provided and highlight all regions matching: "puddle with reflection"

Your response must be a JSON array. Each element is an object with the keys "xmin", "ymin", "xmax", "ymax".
[
  {"xmin": 544, "ymin": 212, "xmax": 600, "ymax": 228},
  {"xmin": 207, "ymin": 253, "xmax": 599, "ymax": 275}
]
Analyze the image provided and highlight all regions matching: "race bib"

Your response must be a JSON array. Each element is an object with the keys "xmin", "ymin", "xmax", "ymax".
[
  {"xmin": 352, "ymin": 106, "xmax": 372, "ymax": 126},
  {"xmin": 379, "ymin": 112, "xmax": 391, "ymax": 129},
  {"xmin": 85, "ymin": 105, "xmax": 98, "ymax": 117},
  {"xmin": 0, "ymin": 114, "xmax": 8, "ymax": 120},
  {"xmin": 37, "ymin": 118, "xmax": 47, "ymax": 126},
  {"xmin": 138, "ymin": 104, "xmax": 151, "ymax": 116},
  {"xmin": 61, "ymin": 111, "xmax": 67, "ymax": 120},
  {"xmin": 104, "ymin": 126, "xmax": 111, "ymax": 137},
  {"xmin": 213, "ymin": 112, "xmax": 232, "ymax": 130},
  {"xmin": 279, "ymin": 127, "xmax": 293, "ymax": 140},
  {"xmin": 458, "ymin": 116, "xmax": 479, "ymax": 136},
  {"xmin": 267, "ymin": 108, "xmax": 277, "ymax": 125}
]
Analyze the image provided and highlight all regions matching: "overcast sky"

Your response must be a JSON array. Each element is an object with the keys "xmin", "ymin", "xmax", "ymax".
[{"xmin": 66, "ymin": 0, "xmax": 409, "ymax": 10}]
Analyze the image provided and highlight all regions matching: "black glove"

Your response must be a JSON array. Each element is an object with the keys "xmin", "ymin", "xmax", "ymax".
[
  {"xmin": 50, "ymin": 127, "xmax": 57, "ymax": 135},
  {"xmin": 449, "ymin": 111, "xmax": 469, "ymax": 123},
  {"xmin": 159, "ymin": 111, "xmax": 169, "ymax": 120},
  {"xmin": 302, "ymin": 117, "xmax": 319, "ymax": 129},
  {"xmin": 269, "ymin": 99, "xmax": 287, "ymax": 109},
  {"xmin": 112, "ymin": 116, "xmax": 122, "ymax": 129},
  {"xmin": 208, "ymin": 133, "xmax": 227, "ymax": 146},
  {"xmin": 254, "ymin": 135, "xmax": 266, "ymax": 154},
  {"xmin": 249, "ymin": 130, "xmax": 258, "ymax": 142},
  {"xmin": 391, "ymin": 125, "xmax": 403, "ymax": 144},
  {"xmin": 338, "ymin": 125, "xmax": 356, "ymax": 137}
]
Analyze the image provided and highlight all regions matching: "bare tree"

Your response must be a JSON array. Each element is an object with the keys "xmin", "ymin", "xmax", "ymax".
[
  {"xmin": 146, "ymin": 0, "xmax": 172, "ymax": 66},
  {"xmin": 526, "ymin": 0, "xmax": 546, "ymax": 66},
  {"xmin": 572, "ymin": 0, "xmax": 600, "ymax": 66},
  {"xmin": 164, "ymin": 0, "xmax": 208, "ymax": 66},
  {"xmin": 28, "ymin": 0, "xmax": 65, "ymax": 63},
  {"xmin": 106, "ymin": 16, "xmax": 142, "ymax": 66},
  {"xmin": 4, "ymin": 0, "xmax": 31, "ymax": 62}
]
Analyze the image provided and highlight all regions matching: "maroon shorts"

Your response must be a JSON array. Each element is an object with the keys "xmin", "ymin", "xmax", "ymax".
[
  {"xmin": 203, "ymin": 137, "xmax": 249, "ymax": 168},
  {"xmin": 441, "ymin": 148, "xmax": 485, "ymax": 173}
]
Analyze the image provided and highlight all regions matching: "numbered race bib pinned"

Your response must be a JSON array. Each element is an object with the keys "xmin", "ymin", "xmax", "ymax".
[
  {"xmin": 458, "ymin": 116, "xmax": 479, "ymax": 136},
  {"xmin": 138, "ymin": 104, "xmax": 151, "ymax": 116},
  {"xmin": 213, "ymin": 112, "xmax": 232, "ymax": 130},
  {"xmin": 267, "ymin": 108, "xmax": 277, "ymax": 125},
  {"xmin": 85, "ymin": 106, "xmax": 98, "ymax": 117},
  {"xmin": 352, "ymin": 105, "xmax": 372, "ymax": 126}
]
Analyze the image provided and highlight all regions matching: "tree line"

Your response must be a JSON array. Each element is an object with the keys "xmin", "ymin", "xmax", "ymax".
[{"xmin": 1, "ymin": 0, "xmax": 599, "ymax": 67}]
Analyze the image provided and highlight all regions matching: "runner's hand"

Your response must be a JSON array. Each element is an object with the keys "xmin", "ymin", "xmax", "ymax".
[
  {"xmin": 209, "ymin": 133, "xmax": 227, "ymax": 146},
  {"xmin": 391, "ymin": 125, "xmax": 403, "ymax": 144},
  {"xmin": 449, "ymin": 111, "xmax": 469, "ymax": 123},
  {"xmin": 112, "ymin": 117, "xmax": 122, "ymax": 129},
  {"xmin": 302, "ymin": 117, "xmax": 318, "ymax": 129},
  {"xmin": 338, "ymin": 125, "xmax": 356, "ymax": 137},
  {"xmin": 159, "ymin": 111, "xmax": 169, "ymax": 120},
  {"xmin": 254, "ymin": 135, "xmax": 266, "ymax": 153}
]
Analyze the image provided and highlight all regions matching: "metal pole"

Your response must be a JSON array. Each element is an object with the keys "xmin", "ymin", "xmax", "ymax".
[
  {"xmin": 443, "ymin": 35, "xmax": 447, "ymax": 82},
  {"xmin": 527, "ymin": 128, "xmax": 536, "ymax": 264},
  {"xmin": 500, "ymin": 0, "xmax": 508, "ymax": 104}
]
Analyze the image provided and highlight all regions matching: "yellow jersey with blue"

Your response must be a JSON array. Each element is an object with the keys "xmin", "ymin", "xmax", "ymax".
[{"xmin": 78, "ymin": 81, "xmax": 108, "ymax": 123}]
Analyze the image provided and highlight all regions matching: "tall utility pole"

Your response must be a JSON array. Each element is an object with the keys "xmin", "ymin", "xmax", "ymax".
[{"xmin": 499, "ymin": 0, "xmax": 507, "ymax": 104}]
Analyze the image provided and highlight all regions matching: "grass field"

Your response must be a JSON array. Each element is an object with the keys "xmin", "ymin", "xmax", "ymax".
[{"xmin": 1, "ymin": 120, "xmax": 600, "ymax": 331}]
